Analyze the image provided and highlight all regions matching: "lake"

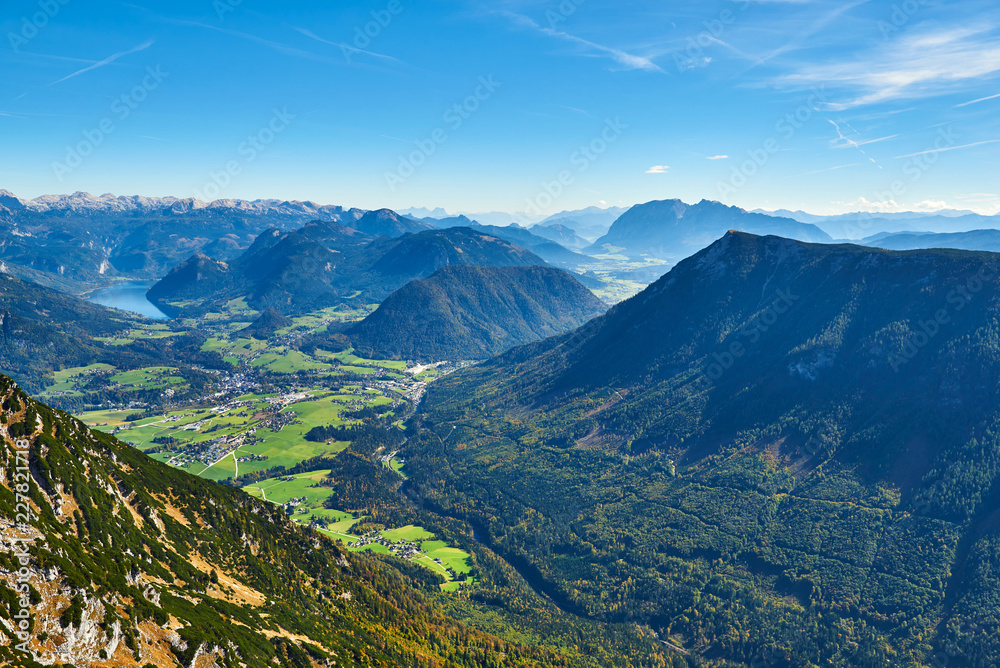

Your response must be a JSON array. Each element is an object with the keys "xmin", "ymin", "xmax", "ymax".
[{"xmin": 87, "ymin": 283, "xmax": 169, "ymax": 320}]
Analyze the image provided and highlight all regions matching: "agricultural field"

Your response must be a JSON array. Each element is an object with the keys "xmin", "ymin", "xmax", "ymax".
[
  {"xmin": 389, "ymin": 455, "xmax": 407, "ymax": 477},
  {"xmin": 79, "ymin": 387, "xmax": 398, "ymax": 481},
  {"xmin": 39, "ymin": 364, "xmax": 190, "ymax": 400},
  {"xmin": 251, "ymin": 350, "xmax": 332, "ymax": 373},
  {"xmin": 200, "ymin": 337, "xmax": 268, "ymax": 357},
  {"xmin": 93, "ymin": 322, "xmax": 185, "ymax": 346},
  {"xmin": 62, "ymin": 302, "xmax": 466, "ymax": 584},
  {"xmin": 111, "ymin": 366, "xmax": 186, "ymax": 390},
  {"xmin": 38, "ymin": 364, "xmax": 116, "ymax": 398},
  {"xmin": 288, "ymin": 304, "xmax": 377, "ymax": 331},
  {"xmin": 244, "ymin": 470, "xmax": 472, "ymax": 590}
]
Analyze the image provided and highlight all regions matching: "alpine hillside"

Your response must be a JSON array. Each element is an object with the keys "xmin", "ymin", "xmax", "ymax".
[
  {"xmin": 347, "ymin": 265, "xmax": 608, "ymax": 361},
  {"xmin": 402, "ymin": 232, "xmax": 1000, "ymax": 667}
]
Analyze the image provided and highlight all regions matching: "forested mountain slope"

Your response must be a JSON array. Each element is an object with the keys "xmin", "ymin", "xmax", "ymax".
[
  {"xmin": 405, "ymin": 231, "xmax": 1000, "ymax": 667},
  {"xmin": 149, "ymin": 225, "xmax": 548, "ymax": 317},
  {"xmin": 348, "ymin": 265, "xmax": 607, "ymax": 361}
]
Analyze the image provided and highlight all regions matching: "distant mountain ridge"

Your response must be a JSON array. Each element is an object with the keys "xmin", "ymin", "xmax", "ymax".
[
  {"xmin": 148, "ymin": 224, "xmax": 549, "ymax": 317},
  {"xmin": 349, "ymin": 208, "xmax": 436, "ymax": 237},
  {"xmin": 537, "ymin": 205, "xmax": 627, "ymax": 241},
  {"xmin": 526, "ymin": 223, "xmax": 590, "ymax": 249},
  {"xmin": 0, "ymin": 189, "xmax": 356, "ymax": 217},
  {"xmin": 347, "ymin": 265, "xmax": 607, "ymax": 361},
  {"xmin": 7, "ymin": 188, "xmax": 996, "ymax": 295},
  {"xmin": 862, "ymin": 228, "xmax": 1000, "ymax": 252},
  {"xmin": 753, "ymin": 206, "xmax": 1000, "ymax": 239},
  {"xmin": 0, "ymin": 190, "xmax": 366, "ymax": 288},
  {"xmin": 587, "ymin": 199, "xmax": 831, "ymax": 259},
  {"xmin": 409, "ymin": 214, "xmax": 594, "ymax": 270}
]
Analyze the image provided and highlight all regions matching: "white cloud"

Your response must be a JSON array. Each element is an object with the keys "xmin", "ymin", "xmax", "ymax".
[
  {"xmin": 831, "ymin": 196, "xmax": 1000, "ymax": 215},
  {"xmin": 645, "ymin": 165, "xmax": 671, "ymax": 174},
  {"xmin": 774, "ymin": 26, "xmax": 1000, "ymax": 109},
  {"xmin": 799, "ymin": 162, "xmax": 862, "ymax": 175},
  {"xmin": 893, "ymin": 139, "xmax": 1000, "ymax": 159},
  {"xmin": 292, "ymin": 27, "xmax": 402, "ymax": 64},
  {"xmin": 955, "ymin": 192, "xmax": 999, "ymax": 200},
  {"xmin": 706, "ymin": 155, "xmax": 729, "ymax": 160},
  {"xmin": 828, "ymin": 120, "xmax": 883, "ymax": 168},
  {"xmin": 836, "ymin": 197, "xmax": 949, "ymax": 213},
  {"xmin": 955, "ymin": 92, "xmax": 1000, "ymax": 107},
  {"xmin": 831, "ymin": 133, "xmax": 899, "ymax": 149},
  {"xmin": 954, "ymin": 193, "xmax": 1000, "ymax": 214},
  {"xmin": 500, "ymin": 12, "xmax": 663, "ymax": 72},
  {"xmin": 49, "ymin": 40, "xmax": 155, "ymax": 85},
  {"xmin": 170, "ymin": 20, "xmax": 343, "ymax": 66}
]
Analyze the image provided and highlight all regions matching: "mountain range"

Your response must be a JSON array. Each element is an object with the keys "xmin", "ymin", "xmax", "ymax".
[
  {"xmin": 757, "ymin": 207, "xmax": 1000, "ymax": 240},
  {"xmin": 405, "ymin": 232, "xmax": 1000, "ymax": 666},
  {"xmin": 349, "ymin": 208, "xmax": 436, "ymax": 237},
  {"xmin": 7, "ymin": 195, "xmax": 1000, "ymax": 667},
  {"xmin": 537, "ymin": 205, "xmax": 628, "ymax": 241},
  {"xmin": 0, "ymin": 191, "xmax": 364, "ymax": 290},
  {"xmin": 147, "ymin": 223, "xmax": 549, "ymax": 317},
  {"xmin": 862, "ymin": 228, "xmax": 1000, "ymax": 253},
  {"xmin": 587, "ymin": 199, "xmax": 832, "ymax": 259},
  {"xmin": 7, "ymin": 189, "xmax": 999, "ymax": 302},
  {"xmin": 406, "ymin": 214, "xmax": 594, "ymax": 269},
  {"xmin": 347, "ymin": 265, "xmax": 608, "ymax": 361}
]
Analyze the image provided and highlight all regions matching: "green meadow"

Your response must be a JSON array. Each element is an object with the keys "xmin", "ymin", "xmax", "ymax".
[{"xmin": 245, "ymin": 470, "xmax": 473, "ymax": 590}]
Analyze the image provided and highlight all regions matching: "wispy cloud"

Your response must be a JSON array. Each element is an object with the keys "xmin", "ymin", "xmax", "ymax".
[
  {"xmin": 558, "ymin": 104, "xmax": 595, "ymax": 118},
  {"xmin": 956, "ymin": 192, "xmax": 998, "ymax": 199},
  {"xmin": 706, "ymin": 154, "xmax": 728, "ymax": 160},
  {"xmin": 758, "ymin": 0, "xmax": 871, "ymax": 63},
  {"xmin": 833, "ymin": 134, "xmax": 900, "ymax": 148},
  {"xmin": 379, "ymin": 133, "xmax": 412, "ymax": 144},
  {"xmin": 10, "ymin": 50, "xmax": 103, "ymax": 65},
  {"xmin": 49, "ymin": 40, "xmax": 154, "ymax": 85},
  {"xmin": 829, "ymin": 126, "xmax": 899, "ymax": 149},
  {"xmin": 845, "ymin": 107, "xmax": 915, "ymax": 122},
  {"xmin": 170, "ymin": 20, "xmax": 342, "ymax": 66},
  {"xmin": 799, "ymin": 162, "xmax": 861, "ymax": 175},
  {"xmin": 835, "ymin": 197, "xmax": 952, "ymax": 213},
  {"xmin": 500, "ymin": 11, "xmax": 663, "ymax": 72},
  {"xmin": 894, "ymin": 139, "xmax": 1000, "ymax": 159},
  {"xmin": 955, "ymin": 92, "xmax": 1000, "ymax": 107},
  {"xmin": 774, "ymin": 26, "xmax": 1000, "ymax": 109},
  {"xmin": 645, "ymin": 165, "xmax": 670, "ymax": 173},
  {"xmin": 828, "ymin": 120, "xmax": 883, "ymax": 168},
  {"xmin": 702, "ymin": 36, "xmax": 764, "ymax": 66},
  {"xmin": 292, "ymin": 27, "xmax": 402, "ymax": 63}
]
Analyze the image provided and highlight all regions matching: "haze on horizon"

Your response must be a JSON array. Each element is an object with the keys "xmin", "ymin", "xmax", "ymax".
[{"xmin": 2, "ymin": 0, "xmax": 999, "ymax": 217}]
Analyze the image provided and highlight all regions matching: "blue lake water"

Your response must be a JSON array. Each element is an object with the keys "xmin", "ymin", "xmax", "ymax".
[{"xmin": 87, "ymin": 283, "xmax": 169, "ymax": 320}]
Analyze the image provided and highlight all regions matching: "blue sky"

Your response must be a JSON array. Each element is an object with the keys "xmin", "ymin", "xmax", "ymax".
[{"xmin": 2, "ymin": 0, "xmax": 999, "ymax": 215}]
